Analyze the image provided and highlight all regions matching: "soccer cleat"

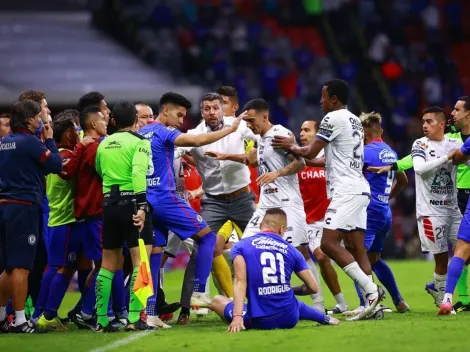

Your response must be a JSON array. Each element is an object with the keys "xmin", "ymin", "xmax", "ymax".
[
  {"xmin": 396, "ymin": 301, "xmax": 410, "ymax": 313},
  {"xmin": 327, "ymin": 305, "xmax": 348, "ymax": 315},
  {"xmin": 110, "ymin": 318, "xmax": 127, "ymax": 329},
  {"xmin": 0, "ymin": 318, "xmax": 10, "ymax": 333},
  {"xmin": 194, "ymin": 308, "xmax": 209, "ymax": 318},
  {"xmin": 453, "ymin": 301, "xmax": 470, "ymax": 313},
  {"xmin": 342, "ymin": 306, "xmax": 364, "ymax": 317},
  {"xmin": 124, "ymin": 319, "xmax": 156, "ymax": 331},
  {"xmin": 322, "ymin": 315, "xmax": 340, "ymax": 325},
  {"xmin": 95, "ymin": 323, "xmax": 120, "ymax": 333},
  {"xmin": 438, "ymin": 299, "xmax": 454, "ymax": 316},
  {"xmin": 177, "ymin": 313, "xmax": 190, "ymax": 326},
  {"xmin": 425, "ymin": 282, "xmax": 443, "ymax": 307},
  {"xmin": 159, "ymin": 313, "xmax": 173, "ymax": 322},
  {"xmin": 38, "ymin": 316, "xmax": 69, "ymax": 332},
  {"xmin": 190, "ymin": 293, "xmax": 211, "ymax": 309},
  {"xmin": 10, "ymin": 321, "xmax": 39, "ymax": 333},
  {"xmin": 71, "ymin": 312, "xmax": 96, "ymax": 330},
  {"xmin": 147, "ymin": 315, "xmax": 171, "ymax": 329},
  {"xmin": 347, "ymin": 286, "xmax": 386, "ymax": 321}
]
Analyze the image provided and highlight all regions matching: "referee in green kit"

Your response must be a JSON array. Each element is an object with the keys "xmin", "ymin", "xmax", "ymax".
[{"xmin": 94, "ymin": 101, "xmax": 154, "ymax": 332}]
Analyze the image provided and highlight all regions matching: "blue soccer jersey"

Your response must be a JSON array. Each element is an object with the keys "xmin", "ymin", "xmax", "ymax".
[
  {"xmin": 231, "ymin": 232, "xmax": 308, "ymax": 319},
  {"xmin": 139, "ymin": 122, "xmax": 182, "ymax": 197},
  {"xmin": 461, "ymin": 138, "xmax": 470, "ymax": 214},
  {"xmin": 363, "ymin": 140, "xmax": 398, "ymax": 214}
]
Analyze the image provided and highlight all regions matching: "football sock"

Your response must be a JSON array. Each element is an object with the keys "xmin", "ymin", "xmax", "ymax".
[
  {"xmin": 14, "ymin": 310, "xmax": 26, "ymax": 326},
  {"xmin": 445, "ymin": 257, "xmax": 465, "ymax": 304},
  {"xmin": 146, "ymin": 253, "xmax": 162, "ymax": 316},
  {"xmin": 128, "ymin": 267, "xmax": 142, "ymax": 324},
  {"xmin": 194, "ymin": 232, "xmax": 216, "ymax": 293},
  {"xmin": 344, "ymin": 262, "xmax": 377, "ymax": 295},
  {"xmin": 44, "ymin": 273, "xmax": 70, "ymax": 320},
  {"xmin": 96, "ymin": 268, "xmax": 114, "ymax": 327},
  {"xmin": 0, "ymin": 306, "xmax": 6, "ymax": 321},
  {"xmin": 112, "ymin": 270, "xmax": 127, "ymax": 317},
  {"xmin": 354, "ymin": 282, "xmax": 366, "ymax": 307},
  {"xmin": 82, "ymin": 273, "xmax": 97, "ymax": 316},
  {"xmin": 32, "ymin": 266, "xmax": 57, "ymax": 319},
  {"xmin": 212, "ymin": 254, "xmax": 233, "ymax": 297},
  {"xmin": 306, "ymin": 258, "xmax": 323, "ymax": 310},
  {"xmin": 456, "ymin": 265, "xmax": 469, "ymax": 305},
  {"xmin": 373, "ymin": 259, "xmax": 404, "ymax": 306},
  {"xmin": 298, "ymin": 300, "xmax": 329, "ymax": 323}
]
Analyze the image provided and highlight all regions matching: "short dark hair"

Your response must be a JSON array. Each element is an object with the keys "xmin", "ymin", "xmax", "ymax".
[
  {"xmin": 78, "ymin": 92, "xmax": 105, "ymax": 112},
  {"xmin": 18, "ymin": 90, "xmax": 46, "ymax": 104},
  {"xmin": 217, "ymin": 86, "xmax": 239, "ymax": 104},
  {"xmin": 243, "ymin": 98, "xmax": 270, "ymax": 112},
  {"xmin": 201, "ymin": 92, "xmax": 224, "ymax": 106},
  {"xmin": 422, "ymin": 106, "xmax": 445, "ymax": 121},
  {"xmin": 58, "ymin": 109, "xmax": 80, "ymax": 125},
  {"xmin": 111, "ymin": 101, "xmax": 137, "ymax": 129},
  {"xmin": 324, "ymin": 79, "xmax": 349, "ymax": 105},
  {"xmin": 10, "ymin": 100, "xmax": 41, "ymax": 132},
  {"xmin": 80, "ymin": 105, "xmax": 102, "ymax": 131},
  {"xmin": 458, "ymin": 96, "xmax": 470, "ymax": 111},
  {"xmin": 52, "ymin": 115, "xmax": 76, "ymax": 143},
  {"xmin": 264, "ymin": 208, "xmax": 287, "ymax": 218},
  {"xmin": 159, "ymin": 92, "xmax": 192, "ymax": 111},
  {"xmin": 0, "ymin": 113, "xmax": 11, "ymax": 119}
]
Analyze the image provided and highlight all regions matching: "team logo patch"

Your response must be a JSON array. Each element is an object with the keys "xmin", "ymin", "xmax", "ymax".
[
  {"xmin": 197, "ymin": 215, "xmax": 203, "ymax": 223},
  {"xmin": 28, "ymin": 235, "xmax": 36, "ymax": 245},
  {"xmin": 68, "ymin": 252, "xmax": 77, "ymax": 262}
]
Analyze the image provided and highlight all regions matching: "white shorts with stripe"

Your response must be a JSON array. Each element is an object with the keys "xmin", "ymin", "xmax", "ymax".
[{"xmin": 417, "ymin": 215, "xmax": 460, "ymax": 254}]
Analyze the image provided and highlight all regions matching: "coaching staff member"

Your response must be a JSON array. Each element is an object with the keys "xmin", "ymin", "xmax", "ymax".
[
  {"xmin": 0, "ymin": 100, "xmax": 62, "ymax": 333},
  {"xmin": 94, "ymin": 101, "xmax": 154, "ymax": 333}
]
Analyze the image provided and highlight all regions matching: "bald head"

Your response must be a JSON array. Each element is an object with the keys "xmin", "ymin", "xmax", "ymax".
[{"xmin": 260, "ymin": 208, "xmax": 287, "ymax": 236}]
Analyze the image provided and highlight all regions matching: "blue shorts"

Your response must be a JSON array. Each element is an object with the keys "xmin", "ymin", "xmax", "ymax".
[
  {"xmin": 457, "ymin": 210, "xmax": 470, "ymax": 243},
  {"xmin": 364, "ymin": 210, "xmax": 392, "ymax": 253},
  {"xmin": 76, "ymin": 220, "xmax": 103, "ymax": 261},
  {"xmin": 0, "ymin": 203, "xmax": 42, "ymax": 271},
  {"xmin": 42, "ymin": 211, "xmax": 49, "ymax": 244},
  {"xmin": 223, "ymin": 302, "xmax": 298, "ymax": 330},
  {"xmin": 47, "ymin": 223, "xmax": 81, "ymax": 267},
  {"xmin": 149, "ymin": 194, "xmax": 208, "ymax": 247}
]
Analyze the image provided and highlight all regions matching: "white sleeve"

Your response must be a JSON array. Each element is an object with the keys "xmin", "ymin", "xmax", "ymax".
[
  {"xmin": 412, "ymin": 155, "xmax": 449, "ymax": 175},
  {"xmin": 316, "ymin": 113, "xmax": 342, "ymax": 142}
]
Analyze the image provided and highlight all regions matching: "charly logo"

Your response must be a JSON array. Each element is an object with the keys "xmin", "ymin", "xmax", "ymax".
[
  {"xmin": 379, "ymin": 149, "xmax": 397, "ymax": 164},
  {"xmin": 28, "ymin": 234, "xmax": 36, "ymax": 245}
]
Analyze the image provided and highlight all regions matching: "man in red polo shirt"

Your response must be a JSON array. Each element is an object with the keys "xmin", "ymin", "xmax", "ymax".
[{"xmin": 298, "ymin": 120, "xmax": 348, "ymax": 314}]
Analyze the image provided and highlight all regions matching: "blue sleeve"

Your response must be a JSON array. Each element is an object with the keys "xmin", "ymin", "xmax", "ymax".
[
  {"xmin": 363, "ymin": 146, "xmax": 372, "ymax": 167},
  {"xmin": 231, "ymin": 242, "xmax": 243, "ymax": 262},
  {"xmin": 461, "ymin": 138, "xmax": 470, "ymax": 156},
  {"xmin": 26, "ymin": 137, "xmax": 63, "ymax": 174},
  {"xmin": 163, "ymin": 127, "xmax": 182, "ymax": 145},
  {"xmin": 292, "ymin": 246, "xmax": 309, "ymax": 273}
]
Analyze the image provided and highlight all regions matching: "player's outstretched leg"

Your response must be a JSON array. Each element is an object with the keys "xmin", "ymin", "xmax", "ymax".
[
  {"xmin": 297, "ymin": 300, "xmax": 339, "ymax": 325},
  {"xmin": 372, "ymin": 259, "xmax": 409, "ymax": 313},
  {"xmin": 454, "ymin": 265, "xmax": 470, "ymax": 312},
  {"xmin": 190, "ymin": 228, "xmax": 217, "ymax": 308}
]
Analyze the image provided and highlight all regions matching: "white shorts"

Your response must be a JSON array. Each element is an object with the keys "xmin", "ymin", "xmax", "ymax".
[
  {"xmin": 417, "ymin": 215, "xmax": 460, "ymax": 254},
  {"xmin": 307, "ymin": 220, "xmax": 324, "ymax": 252},
  {"xmin": 324, "ymin": 193, "xmax": 370, "ymax": 232},
  {"xmin": 242, "ymin": 206, "xmax": 308, "ymax": 247},
  {"xmin": 164, "ymin": 231, "xmax": 194, "ymax": 257}
]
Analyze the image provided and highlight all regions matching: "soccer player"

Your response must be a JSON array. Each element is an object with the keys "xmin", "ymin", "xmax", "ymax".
[
  {"xmin": 134, "ymin": 102, "xmax": 154, "ymax": 131},
  {"xmin": 298, "ymin": 120, "xmax": 348, "ymax": 314},
  {"xmin": 0, "ymin": 100, "xmax": 62, "ymax": 333},
  {"xmin": 272, "ymin": 79, "xmax": 384, "ymax": 320},
  {"xmin": 78, "ymin": 92, "xmax": 110, "ymax": 123},
  {"xmin": 139, "ymin": 92, "xmax": 244, "ymax": 314},
  {"xmin": 409, "ymin": 107, "xmax": 463, "ymax": 307},
  {"xmin": 356, "ymin": 112, "xmax": 409, "ymax": 314},
  {"xmin": 209, "ymin": 208, "xmax": 339, "ymax": 332},
  {"xmin": 95, "ymin": 101, "xmax": 153, "ymax": 332},
  {"xmin": 18, "ymin": 90, "xmax": 51, "ymax": 124},
  {"xmin": 440, "ymin": 119, "xmax": 470, "ymax": 314},
  {"xmin": 37, "ymin": 114, "xmax": 81, "ymax": 332},
  {"xmin": 0, "ymin": 113, "xmax": 11, "ymax": 138}
]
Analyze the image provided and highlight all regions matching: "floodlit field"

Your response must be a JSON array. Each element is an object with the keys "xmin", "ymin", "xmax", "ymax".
[{"xmin": 1, "ymin": 260, "xmax": 468, "ymax": 352}]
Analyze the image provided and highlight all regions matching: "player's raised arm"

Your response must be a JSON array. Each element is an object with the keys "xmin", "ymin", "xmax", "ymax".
[
  {"xmin": 453, "ymin": 136, "xmax": 470, "ymax": 166},
  {"xmin": 228, "ymin": 254, "xmax": 247, "ymax": 333}
]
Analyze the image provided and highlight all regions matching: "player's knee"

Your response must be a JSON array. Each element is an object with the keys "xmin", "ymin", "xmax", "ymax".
[{"xmin": 315, "ymin": 249, "xmax": 330, "ymax": 264}]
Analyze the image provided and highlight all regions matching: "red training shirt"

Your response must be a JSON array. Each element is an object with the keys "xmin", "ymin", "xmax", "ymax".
[
  {"xmin": 183, "ymin": 163, "xmax": 202, "ymax": 213},
  {"xmin": 298, "ymin": 165, "xmax": 330, "ymax": 224}
]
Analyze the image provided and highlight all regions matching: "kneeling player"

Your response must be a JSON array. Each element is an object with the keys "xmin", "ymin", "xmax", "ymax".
[{"xmin": 208, "ymin": 208, "xmax": 339, "ymax": 332}]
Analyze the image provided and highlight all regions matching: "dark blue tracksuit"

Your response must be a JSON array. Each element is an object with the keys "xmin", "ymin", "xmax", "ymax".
[{"xmin": 0, "ymin": 130, "xmax": 62, "ymax": 271}]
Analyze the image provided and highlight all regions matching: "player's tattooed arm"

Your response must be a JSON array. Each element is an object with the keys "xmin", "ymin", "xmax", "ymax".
[
  {"xmin": 205, "ymin": 147, "xmax": 259, "ymax": 167},
  {"xmin": 272, "ymin": 135, "xmax": 326, "ymax": 160},
  {"xmin": 228, "ymin": 255, "xmax": 247, "ymax": 333},
  {"xmin": 256, "ymin": 154, "xmax": 305, "ymax": 187},
  {"xmin": 305, "ymin": 157, "xmax": 325, "ymax": 167}
]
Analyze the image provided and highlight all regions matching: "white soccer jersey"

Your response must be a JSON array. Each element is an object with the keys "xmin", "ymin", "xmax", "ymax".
[
  {"xmin": 412, "ymin": 136, "xmax": 462, "ymax": 218},
  {"xmin": 257, "ymin": 125, "xmax": 304, "ymax": 209},
  {"xmin": 316, "ymin": 109, "xmax": 370, "ymax": 199}
]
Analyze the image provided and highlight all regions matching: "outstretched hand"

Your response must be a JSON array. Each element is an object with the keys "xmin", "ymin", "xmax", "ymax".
[
  {"xmin": 271, "ymin": 135, "xmax": 295, "ymax": 151},
  {"xmin": 231, "ymin": 111, "xmax": 248, "ymax": 132}
]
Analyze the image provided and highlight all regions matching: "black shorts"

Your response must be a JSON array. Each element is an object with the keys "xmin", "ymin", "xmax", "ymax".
[
  {"xmin": 102, "ymin": 193, "xmax": 154, "ymax": 250},
  {"xmin": 457, "ymin": 189, "xmax": 470, "ymax": 215},
  {"xmin": 0, "ymin": 202, "xmax": 41, "ymax": 271}
]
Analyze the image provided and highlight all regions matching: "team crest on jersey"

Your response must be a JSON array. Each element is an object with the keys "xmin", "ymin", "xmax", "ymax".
[
  {"xmin": 431, "ymin": 168, "xmax": 453, "ymax": 195},
  {"xmin": 28, "ymin": 235, "xmax": 36, "ymax": 245},
  {"xmin": 68, "ymin": 252, "xmax": 77, "ymax": 262},
  {"xmin": 197, "ymin": 215, "xmax": 203, "ymax": 223},
  {"xmin": 379, "ymin": 149, "xmax": 397, "ymax": 163}
]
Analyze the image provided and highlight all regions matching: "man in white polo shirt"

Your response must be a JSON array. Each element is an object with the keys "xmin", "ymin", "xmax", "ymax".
[{"xmin": 176, "ymin": 92, "xmax": 257, "ymax": 323}]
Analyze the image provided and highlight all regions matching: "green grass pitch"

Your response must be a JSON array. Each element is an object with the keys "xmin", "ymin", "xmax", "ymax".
[{"xmin": 1, "ymin": 260, "xmax": 467, "ymax": 352}]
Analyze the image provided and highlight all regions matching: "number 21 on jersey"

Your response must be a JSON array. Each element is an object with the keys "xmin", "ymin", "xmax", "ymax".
[{"xmin": 260, "ymin": 252, "xmax": 286, "ymax": 284}]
